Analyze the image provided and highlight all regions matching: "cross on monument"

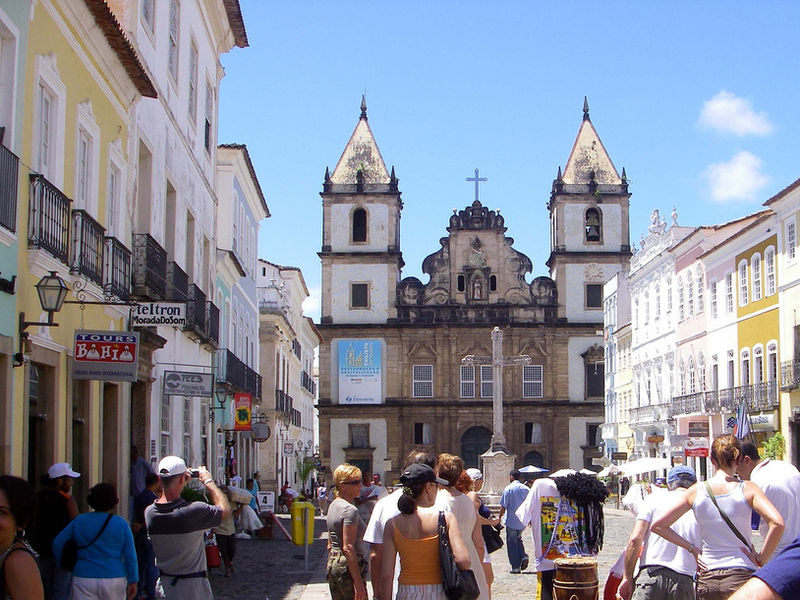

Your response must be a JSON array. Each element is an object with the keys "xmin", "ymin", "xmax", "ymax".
[
  {"xmin": 465, "ymin": 168, "xmax": 488, "ymax": 203},
  {"xmin": 462, "ymin": 327, "xmax": 531, "ymax": 451}
]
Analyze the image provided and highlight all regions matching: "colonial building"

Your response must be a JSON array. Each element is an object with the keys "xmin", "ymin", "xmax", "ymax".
[{"xmin": 317, "ymin": 99, "xmax": 630, "ymax": 482}]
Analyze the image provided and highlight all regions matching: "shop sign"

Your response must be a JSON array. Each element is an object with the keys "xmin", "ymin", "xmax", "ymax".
[
  {"xmin": 750, "ymin": 412, "xmax": 777, "ymax": 432},
  {"xmin": 162, "ymin": 371, "xmax": 213, "ymax": 397},
  {"xmin": 72, "ymin": 330, "xmax": 139, "ymax": 382},
  {"xmin": 685, "ymin": 437, "xmax": 709, "ymax": 457},
  {"xmin": 338, "ymin": 339, "xmax": 382, "ymax": 404},
  {"xmin": 233, "ymin": 393, "xmax": 252, "ymax": 431},
  {"xmin": 131, "ymin": 302, "xmax": 186, "ymax": 327},
  {"xmin": 611, "ymin": 452, "xmax": 628, "ymax": 461},
  {"xmin": 282, "ymin": 441, "xmax": 295, "ymax": 456},
  {"xmin": 688, "ymin": 421, "xmax": 709, "ymax": 437},
  {"xmin": 647, "ymin": 435, "xmax": 665, "ymax": 444},
  {"xmin": 252, "ymin": 422, "xmax": 270, "ymax": 443}
]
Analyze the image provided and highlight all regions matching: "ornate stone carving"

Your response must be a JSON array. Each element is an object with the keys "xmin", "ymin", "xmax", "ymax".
[
  {"xmin": 584, "ymin": 263, "xmax": 604, "ymax": 282},
  {"xmin": 448, "ymin": 200, "xmax": 506, "ymax": 232},
  {"xmin": 530, "ymin": 276, "xmax": 557, "ymax": 307}
]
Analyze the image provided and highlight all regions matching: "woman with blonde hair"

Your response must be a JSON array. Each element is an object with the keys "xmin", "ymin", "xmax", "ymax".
[
  {"xmin": 435, "ymin": 454, "xmax": 489, "ymax": 600},
  {"xmin": 652, "ymin": 434, "xmax": 784, "ymax": 600},
  {"xmin": 326, "ymin": 464, "xmax": 368, "ymax": 600},
  {"xmin": 379, "ymin": 464, "xmax": 470, "ymax": 600}
]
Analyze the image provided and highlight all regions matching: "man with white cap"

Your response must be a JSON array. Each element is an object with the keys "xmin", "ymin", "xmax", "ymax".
[
  {"xmin": 30, "ymin": 462, "xmax": 80, "ymax": 600},
  {"xmin": 145, "ymin": 456, "xmax": 230, "ymax": 599}
]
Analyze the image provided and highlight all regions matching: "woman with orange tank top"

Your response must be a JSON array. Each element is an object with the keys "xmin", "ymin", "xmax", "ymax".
[{"xmin": 379, "ymin": 464, "xmax": 470, "ymax": 600}]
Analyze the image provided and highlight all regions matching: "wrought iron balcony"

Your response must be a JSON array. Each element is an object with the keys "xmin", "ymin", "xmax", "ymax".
[
  {"xmin": 275, "ymin": 388, "xmax": 293, "ymax": 413},
  {"xmin": 166, "ymin": 261, "xmax": 188, "ymax": 302},
  {"xmin": 70, "ymin": 209, "xmax": 105, "ymax": 286},
  {"xmin": 132, "ymin": 233, "xmax": 166, "ymax": 299},
  {"xmin": 28, "ymin": 174, "xmax": 71, "ymax": 263},
  {"xmin": 205, "ymin": 301, "xmax": 219, "ymax": 347},
  {"xmin": 103, "ymin": 236, "xmax": 131, "ymax": 300},
  {"xmin": 628, "ymin": 402, "xmax": 671, "ymax": 424},
  {"xmin": 217, "ymin": 348, "xmax": 261, "ymax": 398},
  {"xmin": 673, "ymin": 382, "xmax": 780, "ymax": 416},
  {"xmin": 782, "ymin": 360, "xmax": 800, "ymax": 391},
  {"xmin": 185, "ymin": 284, "xmax": 206, "ymax": 337},
  {"xmin": 301, "ymin": 370, "xmax": 316, "ymax": 395},
  {"xmin": 0, "ymin": 136, "xmax": 19, "ymax": 232},
  {"xmin": 670, "ymin": 391, "xmax": 706, "ymax": 416}
]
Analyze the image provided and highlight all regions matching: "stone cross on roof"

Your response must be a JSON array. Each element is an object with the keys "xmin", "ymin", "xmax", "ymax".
[{"xmin": 465, "ymin": 168, "xmax": 488, "ymax": 203}]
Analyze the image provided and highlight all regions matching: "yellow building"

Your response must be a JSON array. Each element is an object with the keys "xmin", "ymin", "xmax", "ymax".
[
  {"xmin": 735, "ymin": 218, "xmax": 781, "ymax": 449},
  {"xmin": 9, "ymin": 0, "xmax": 155, "ymax": 508}
]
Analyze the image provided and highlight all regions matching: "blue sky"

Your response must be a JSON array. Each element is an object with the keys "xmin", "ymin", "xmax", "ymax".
[{"xmin": 219, "ymin": 2, "xmax": 800, "ymax": 318}]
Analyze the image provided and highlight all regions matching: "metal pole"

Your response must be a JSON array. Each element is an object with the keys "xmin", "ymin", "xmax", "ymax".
[{"xmin": 304, "ymin": 504, "xmax": 311, "ymax": 571}]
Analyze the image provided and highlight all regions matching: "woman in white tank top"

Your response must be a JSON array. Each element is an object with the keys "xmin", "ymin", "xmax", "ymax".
[{"xmin": 651, "ymin": 434, "xmax": 784, "ymax": 600}]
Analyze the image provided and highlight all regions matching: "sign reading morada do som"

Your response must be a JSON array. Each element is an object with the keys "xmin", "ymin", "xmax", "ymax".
[
  {"xmin": 338, "ymin": 340, "xmax": 382, "ymax": 404},
  {"xmin": 72, "ymin": 330, "xmax": 139, "ymax": 382},
  {"xmin": 131, "ymin": 302, "xmax": 187, "ymax": 327}
]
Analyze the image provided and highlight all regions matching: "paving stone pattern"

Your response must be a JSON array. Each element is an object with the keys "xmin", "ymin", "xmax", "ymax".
[{"xmin": 211, "ymin": 508, "xmax": 636, "ymax": 600}]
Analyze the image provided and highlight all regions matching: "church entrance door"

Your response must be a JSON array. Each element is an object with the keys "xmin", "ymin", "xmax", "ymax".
[
  {"xmin": 522, "ymin": 450, "xmax": 545, "ymax": 468},
  {"xmin": 460, "ymin": 426, "xmax": 492, "ymax": 469}
]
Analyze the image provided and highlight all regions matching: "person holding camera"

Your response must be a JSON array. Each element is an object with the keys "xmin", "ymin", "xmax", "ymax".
[{"xmin": 145, "ymin": 457, "xmax": 230, "ymax": 600}]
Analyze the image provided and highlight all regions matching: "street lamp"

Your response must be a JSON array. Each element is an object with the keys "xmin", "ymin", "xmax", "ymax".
[{"xmin": 16, "ymin": 271, "xmax": 70, "ymax": 366}]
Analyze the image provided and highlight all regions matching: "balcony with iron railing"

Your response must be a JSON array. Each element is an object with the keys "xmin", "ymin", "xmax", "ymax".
[
  {"xmin": 671, "ymin": 381, "xmax": 780, "ymax": 417},
  {"xmin": 132, "ymin": 233, "xmax": 166, "ymax": 299},
  {"xmin": 166, "ymin": 261, "xmax": 188, "ymax": 302},
  {"xmin": 628, "ymin": 402, "xmax": 671, "ymax": 424},
  {"xmin": 185, "ymin": 284, "xmax": 206, "ymax": 337},
  {"xmin": 0, "ymin": 132, "xmax": 19, "ymax": 232},
  {"xmin": 205, "ymin": 302, "xmax": 220, "ymax": 347},
  {"xmin": 275, "ymin": 388, "xmax": 293, "ymax": 413},
  {"xmin": 301, "ymin": 370, "xmax": 316, "ymax": 395},
  {"xmin": 103, "ymin": 236, "xmax": 131, "ymax": 300},
  {"xmin": 216, "ymin": 348, "xmax": 261, "ymax": 398},
  {"xmin": 28, "ymin": 174, "xmax": 71, "ymax": 263},
  {"xmin": 70, "ymin": 209, "xmax": 105, "ymax": 286},
  {"xmin": 782, "ymin": 360, "xmax": 800, "ymax": 391}
]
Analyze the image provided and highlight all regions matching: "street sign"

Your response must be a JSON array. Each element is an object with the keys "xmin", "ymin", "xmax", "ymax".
[
  {"xmin": 72, "ymin": 330, "xmax": 139, "ymax": 382},
  {"xmin": 162, "ymin": 371, "xmax": 213, "ymax": 397},
  {"xmin": 131, "ymin": 302, "xmax": 187, "ymax": 328},
  {"xmin": 252, "ymin": 423, "xmax": 270, "ymax": 443},
  {"xmin": 611, "ymin": 452, "xmax": 628, "ymax": 460}
]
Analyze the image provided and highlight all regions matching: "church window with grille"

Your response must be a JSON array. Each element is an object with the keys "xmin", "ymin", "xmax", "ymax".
[
  {"xmin": 480, "ymin": 365, "xmax": 493, "ymax": 398},
  {"xmin": 352, "ymin": 207, "xmax": 367, "ymax": 243},
  {"xmin": 349, "ymin": 424, "xmax": 370, "ymax": 448},
  {"xmin": 586, "ymin": 284, "xmax": 602, "ymax": 308},
  {"xmin": 585, "ymin": 207, "xmax": 602, "ymax": 242},
  {"xmin": 350, "ymin": 283, "xmax": 369, "ymax": 308},
  {"xmin": 460, "ymin": 365, "xmax": 474, "ymax": 398},
  {"xmin": 413, "ymin": 365, "xmax": 433, "ymax": 398},
  {"xmin": 522, "ymin": 365, "xmax": 543, "ymax": 398}
]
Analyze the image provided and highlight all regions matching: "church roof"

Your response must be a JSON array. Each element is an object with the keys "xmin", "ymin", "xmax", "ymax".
[
  {"xmin": 561, "ymin": 98, "xmax": 621, "ymax": 185},
  {"xmin": 330, "ymin": 96, "xmax": 391, "ymax": 185}
]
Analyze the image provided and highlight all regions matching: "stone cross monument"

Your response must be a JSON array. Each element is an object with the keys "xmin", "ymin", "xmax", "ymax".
[{"xmin": 462, "ymin": 327, "xmax": 531, "ymax": 497}]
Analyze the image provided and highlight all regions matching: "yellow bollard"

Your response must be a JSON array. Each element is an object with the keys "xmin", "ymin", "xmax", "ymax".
[{"xmin": 290, "ymin": 500, "xmax": 315, "ymax": 546}]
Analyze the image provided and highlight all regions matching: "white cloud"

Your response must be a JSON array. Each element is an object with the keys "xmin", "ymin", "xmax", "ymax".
[
  {"xmin": 704, "ymin": 151, "xmax": 769, "ymax": 202},
  {"xmin": 302, "ymin": 286, "xmax": 321, "ymax": 320},
  {"xmin": 698, "ymin": 91, "xmax": 773, "ymax": 136}
]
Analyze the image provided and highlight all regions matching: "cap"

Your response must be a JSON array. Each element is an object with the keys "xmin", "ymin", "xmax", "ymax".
[
  {"xmin": 48, "ymin": 463, "xmax": 80, "ymax": 479},
  {"xmin": 158, "ymin": 455, "xmax": 189, "ymax": 477},
  {"xmin": 667, "ymin": 465, "xmax": 696, "ymax": 485},
  {"xmin": 399, "ymin": 464, "xmax": 448, "ymax": 487},
  {"xmin": 466, "ymin": 468, "xmax": 483, "ymax": 481},
  {"xmin": 373, "ymin": 474, "xmax": 380, "ymax": 481}
]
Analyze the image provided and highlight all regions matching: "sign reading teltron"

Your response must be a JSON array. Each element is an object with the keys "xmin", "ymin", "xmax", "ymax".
[
  {"xmin": 72, "ymin": 330, "xmax": 139, "ymax": 382},
  {"xmin": 131, "ymin": 302, "xmax": 187, "ymax": 327},
  {"xmin": 162, "ymin": 371, "xmax": 213, "ymax": 397}
]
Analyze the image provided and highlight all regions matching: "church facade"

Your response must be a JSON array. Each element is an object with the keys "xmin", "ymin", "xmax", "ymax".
[{"xmin": 316, "ymin": 99, "xmax": 631, "ymax": 482}]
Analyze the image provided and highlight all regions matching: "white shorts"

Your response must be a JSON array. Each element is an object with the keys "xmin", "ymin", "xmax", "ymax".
[
  {"xmin": 72, "ymin": 576, "xmax": 127, "ymax": 599},
  {"xmin": 396, "ymin": 583, "xmax": 448, "ymax": 600}
]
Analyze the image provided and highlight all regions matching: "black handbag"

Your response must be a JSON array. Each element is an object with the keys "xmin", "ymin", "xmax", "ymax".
[
  {"xmin": 61, "ymin": 514, "xmax": 113, "ymax": 572},
  {"xmin": 481, "ymin": 524, "xmax": 503, "ymax": 554},
  {"xmin": 438, "ymin": 511, "xmax": 480, "ymax": 600}
]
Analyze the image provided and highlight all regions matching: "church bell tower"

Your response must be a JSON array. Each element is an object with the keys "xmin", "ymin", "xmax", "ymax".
[
  {"xmin": 547, "ymin": 98, "xmax": 631, "ymax": 323},
  {"xmin": 319, "ymin": 97, "xmax": 403, "ymax": 324}
]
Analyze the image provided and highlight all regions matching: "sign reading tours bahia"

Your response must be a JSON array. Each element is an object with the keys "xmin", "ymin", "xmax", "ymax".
[
  {"xmin": 130, "ymin": 302, "xmax": 187, "ymax": 327},
  {"xmin": 72, "ymin": 330, "xmax": 140, "ymax": 382},
  {"xmin": 338, "ymin": 339, "xmax": 382, "ymax": 404}
]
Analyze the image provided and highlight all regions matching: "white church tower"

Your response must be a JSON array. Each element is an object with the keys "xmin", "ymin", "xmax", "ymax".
[
  {"xmin": 320, "ymin": 97, "xmax": 403, "ymax": 324},
  {"xmin": 547, "ymin": 98, "xmax": 631, "ymax": 322}
]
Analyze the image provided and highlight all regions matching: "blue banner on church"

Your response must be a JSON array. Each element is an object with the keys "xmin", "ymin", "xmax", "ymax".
[{"xmin": 338, "ymin": 340, "xmax": 382, "ymax": 404}]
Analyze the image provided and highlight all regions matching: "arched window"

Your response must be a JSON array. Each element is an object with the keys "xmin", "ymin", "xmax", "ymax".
[
  {"xmin": 739, "ymin": 260, "xmax": 749, "ymax": 306},
  {"xmin": 678, "ymin": 278, "xmax": 685, "ymax": 321},
  {"xmin": 679, "ymin": 361, "xmax": 686, "ymax": 395},
  {"xmin": 752, "ymin": 253, "xmax": 762, "ymax": 301},
  {"xmin": 687, "ymin": 273, "xmax": 694, "ymax": 316},
  {"xmin": 352, "ymin": 207, "xmax": 367, "ymax": 242},
  {"xmin": 489, "ymin": 275, "xmax": 497, "ymax": 292},
  {"xmin": 585, "ymin": 207, "xmax": 602, "ymax": 242},
  {"xmin": 696, "ymin": 268, "xmax": 704, "ymax": 313},
  {"xmin": 698, "ymin": 354, "xmax": 706, "ymax": 391},
  {"xmin": 688, "ymin": 356, "xmax": 696, "ymax": 393},
  {"xmin": 753, "ymin": 346, "xmax": 764, "ymax": 384},
  {"xmin": 765, "ymin": 247, "xmax": 776, "ymax": 295},
  {"xmin": 741, "ymin": 349, "xmax": 750, "ymax": 386}
]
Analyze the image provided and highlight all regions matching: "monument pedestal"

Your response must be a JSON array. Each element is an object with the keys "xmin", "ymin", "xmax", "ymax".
[{"xmin": 480, "ymin": 448, "xmax": 516, "ymax": 504}]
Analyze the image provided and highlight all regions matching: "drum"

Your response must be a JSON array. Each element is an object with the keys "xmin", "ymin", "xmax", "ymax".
[{"xmin": 553, "ymin": 557, "xmax": 599, "ymax": 600}]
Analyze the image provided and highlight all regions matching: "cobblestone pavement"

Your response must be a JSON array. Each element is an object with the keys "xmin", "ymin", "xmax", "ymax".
[{"xmin": 210, "ymin": 506, "xmax": 636, "ymax": 600}]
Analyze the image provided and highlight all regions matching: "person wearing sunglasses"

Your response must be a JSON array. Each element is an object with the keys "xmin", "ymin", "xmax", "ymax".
[{"xmin": 327, "ymin": 464, "xmax": 368, "ymax": 600}]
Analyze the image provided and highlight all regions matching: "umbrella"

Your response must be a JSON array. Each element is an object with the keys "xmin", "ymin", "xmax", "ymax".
[
  {"xmin": 579, "ymin": 468, "xmax": 598, "ymax": 476},
  {"xmin": 549, "ymin": 468, "xmax": 576, "ymax": 478},
  {"xmin": 597, "ymin": 465, "xmax": 622, "ymax": 478},
  {"xmin": 519, "ymin": 465, "xmax": 549, "ymax": 473},
  {"xmin": 618, "ymin": 457, "xmax": 671, "ymax": 477}
]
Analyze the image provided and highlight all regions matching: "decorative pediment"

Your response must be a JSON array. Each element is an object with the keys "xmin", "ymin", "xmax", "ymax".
[
  {"xmin": 519, "ymin": 341, "xmax": 546, "ymax": 357},
  {"xmin": 461, "ymin": 341, "xmax": 491, "ymax": 356},
  {"xmin": 408, "ymin": 341, "xmax": 437, "ymax": 357},
  {"xmin": 447, "ymin": 201, "xmax": 506, "ymax": 233},
  {"xmin": 581, "ymin": 343, "xmax": 604, "ymax": 364}
]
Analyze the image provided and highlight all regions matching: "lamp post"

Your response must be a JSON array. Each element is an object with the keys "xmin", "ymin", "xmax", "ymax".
[
  {"xmin": 16, "ymin": 271, "xmax": 70, "ymax": 365},
  {"xmin": 277, "ymin": 412, "xmax": 291, "ymax": 486}
]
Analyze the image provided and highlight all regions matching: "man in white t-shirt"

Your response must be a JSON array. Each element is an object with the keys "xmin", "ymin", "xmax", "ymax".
[
  {"xmin": 617, "ymin": 466, "xmax": 700, "ymax": 600},
  {"xmin": 363, "ymin": 451, "xmax": 437, "ymax": 600},
  {"xmin": 738, "ymin": 442, "xmax": 800, "ymax": 555}
]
